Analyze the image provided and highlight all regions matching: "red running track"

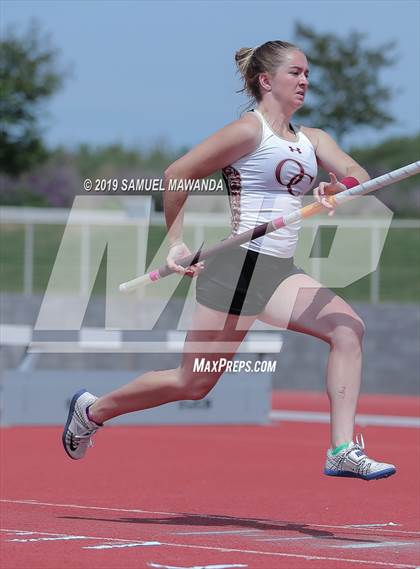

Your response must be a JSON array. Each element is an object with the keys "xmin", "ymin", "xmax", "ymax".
[{"xmin": 1, "ymin": 391, "xmax": 419, "ymax": 569}]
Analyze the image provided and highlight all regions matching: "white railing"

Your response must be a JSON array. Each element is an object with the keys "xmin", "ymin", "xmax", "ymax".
[{"xmin": 1, "ymin": 206, "xmax": 419, "ymax": 303}]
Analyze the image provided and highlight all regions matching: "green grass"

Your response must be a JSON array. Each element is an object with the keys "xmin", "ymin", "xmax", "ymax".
[
  {"xmin": 0, "ymin": 223, "xmax": 419, "ymax": 302},
  {"xmin": 327, "ymin": 227, "xmax": 419, "ymax": 302},
  {"xmin": 0, "ymin": 224, "xmax": 25, "ymax": 289},
  {"xmin": 376, "ymin": 228, "xmax": 420, "ymax": 302}
]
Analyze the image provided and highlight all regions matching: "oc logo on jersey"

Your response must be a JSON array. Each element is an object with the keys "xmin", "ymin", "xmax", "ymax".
[{"xmin": 275, "ymin": 158, "xmax": 315, "ymax": 196}]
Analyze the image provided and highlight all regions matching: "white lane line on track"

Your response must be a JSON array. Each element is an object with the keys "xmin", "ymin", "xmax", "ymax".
[
  {"xmin": 329, "ymin": 541, "xmax": 416, "ymax": 549},
  {"xmin": 149, "ymin": 564, "xmax": 248, "ymax": 569},
  {"xmin": 343, "ymin": 524, "xmax": 400, "ymax": 528},
  {"xmin": 4, "ymin": 532, "xmax": 161, "ymax": 549},
  {"xmin": 7, "ymin": 536, "xmax": 92, "ymax": 543},
  {"xmin": 269, "ymin": 410, "xmax": 420, "ymax": 428},
  {"xmin": 2, "ymin": 499, "xmax": 419, "ymax": 536},
  {"xmin": 255, "ymin": 537, "xmax": 314, "ymax": 542},
  {"xmin": 1, "ymin": 529, "xmax": 161, "ymax": 544},
  {"xmin": 0, "ymin": 528, "xmax": 418, "ymax": 568},
  {"xmin": 175, "ymin": 531, "xmax": 260, "ymax": 536},
  {"xmin": 84, "ymin": 542, "xmax": 161, "ymax": 549}
]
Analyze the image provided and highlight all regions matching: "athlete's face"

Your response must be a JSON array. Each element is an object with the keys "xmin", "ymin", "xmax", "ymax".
[{"xmin": 263, "ymin": 50, "xmax": 309, "ymax": 110}]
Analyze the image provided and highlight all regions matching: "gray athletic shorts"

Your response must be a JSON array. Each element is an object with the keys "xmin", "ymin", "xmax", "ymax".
[{"xmin": 196, "ymin": 246, "xmax": 305, "ymax": 316}]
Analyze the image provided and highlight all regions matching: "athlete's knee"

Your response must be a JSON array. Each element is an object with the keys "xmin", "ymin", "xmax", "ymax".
[
  {"xmin": 176, "ymin": 366, "xmax": 221, "ymax": 400},
  {"xmin": 329, "ymin": 316, "xmax": 365, "ymax": 351},
  {"xmin": 185, "ymin": 382, "xmax": 216, "ymax": 400},
  {"xmin": 180, "ymin": 378, "xmax": 218, "ymax": 400}
]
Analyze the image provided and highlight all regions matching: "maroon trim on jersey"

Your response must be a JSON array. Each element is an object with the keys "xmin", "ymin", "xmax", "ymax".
[{"xmin": 222, "ymin": 165, "xmax": 242, "ymax": 235}]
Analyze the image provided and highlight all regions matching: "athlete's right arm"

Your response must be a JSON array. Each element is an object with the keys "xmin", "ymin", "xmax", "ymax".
[{"xmin": 164, "ymin": 114, "xmax": 260, "ymax": 273}]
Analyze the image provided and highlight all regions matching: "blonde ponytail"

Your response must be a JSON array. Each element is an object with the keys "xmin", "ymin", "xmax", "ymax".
[{"xmin": 235, "ymin": 47, "xmax": 256, "ymax": 78}]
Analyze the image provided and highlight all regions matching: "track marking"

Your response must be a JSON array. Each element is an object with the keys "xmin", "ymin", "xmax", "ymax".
[
  {"xmin": 1, "ymin": 528, "xmax": 418, "ymax": 569},
  {"xmin": 84, "ymin": 542, "xmax": 161, "ymax": 549},
  {"xmin": 1, "ymin": 528, "xmax": 159, "ymax": 544},
  {"xmin": 175, "ymin": 531, "xmax": 260, "ymax": 536},
  {"xmin": 0, "ymin": 498, "xmax": 420, "ymax": 536},
  {"xmin": 269, "ymin": 410, "xmax": 420, "ymax": 428},
  {"xmin": 5, "ymin": 531, "xmax": 39, "ymax": 535},
  {"xmin": 329, "ymin": 542, "xmax": 416, "ymax": 549},
  {"xmin": 7, "ymin": 535, "xmax": 92, "ymax": 543},
  {"xmin": 2, "ymin": 499, "xmax": 419, "ymax": 536},
  {"xmin": 343, "ymin": 523, "xmax": 400, "ymax": 528},
  {"xmin": 255, "ymin": 537, "xmax": 314, "ymax": 542},
  {"xmin": 0, "ymin": 498, "xmax": 209, "ymax": 518},
  {"xmin": 149, "ymin": 564, "xmax": 247, "ymax": 569}
]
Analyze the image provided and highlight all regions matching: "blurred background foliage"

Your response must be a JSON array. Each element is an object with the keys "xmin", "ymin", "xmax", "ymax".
[{"xmin": 0, "ymin": 21, "xmax": 419, "ymax": 215}]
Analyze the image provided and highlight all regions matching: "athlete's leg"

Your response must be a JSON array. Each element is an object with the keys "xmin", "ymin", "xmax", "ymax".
[
  {"xmin": 259, "ymin": 273, "xmax": 365, "ymax": 448},
  {"xmin": 89, "ymin": 303, "xmax": 256, "ymax": 423}
]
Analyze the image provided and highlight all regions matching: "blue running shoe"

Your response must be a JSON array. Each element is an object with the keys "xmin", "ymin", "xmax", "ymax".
[{"xmin": 324, "ymin": 435, "xmax": 396, "ymax": 481}]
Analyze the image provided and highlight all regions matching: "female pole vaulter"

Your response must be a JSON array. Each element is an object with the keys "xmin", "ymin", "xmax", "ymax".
[{"xmin": 63, "ymin": 41, "xmax": 396, "ymax": 481}]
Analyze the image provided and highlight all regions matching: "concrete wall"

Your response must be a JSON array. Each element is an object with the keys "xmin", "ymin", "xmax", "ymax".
[
  {"xmin": 272, "ymin": 302, "xmax": 419, "ymax": 394},
  {"xmin": 1, "ymin": 293, "xmax": 419, "ymax": 395},
  {"xmin": 1, "ymin": 370, "xmax": 271, "ymax": 426}
]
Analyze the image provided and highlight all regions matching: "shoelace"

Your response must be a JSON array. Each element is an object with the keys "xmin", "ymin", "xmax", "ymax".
[
  {"xmin": 333, "ymin": 434, "xmax": 367, "ymax": 471},
  {"xmin": 72, "ymin": 428, "xmax": 98, "ymax": 449},
  {"xmin": 346, "ymin": 434, "xmax": 373, "ymax": 476},
  {"xmin": 355, "ymin": 433, "xmax": 365, "ymax": 449}
]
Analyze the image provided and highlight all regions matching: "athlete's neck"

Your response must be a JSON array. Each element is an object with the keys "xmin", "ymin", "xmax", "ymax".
[{"xmin": 256, "ymin": 103, "xmax": 296, "ymax": 139}]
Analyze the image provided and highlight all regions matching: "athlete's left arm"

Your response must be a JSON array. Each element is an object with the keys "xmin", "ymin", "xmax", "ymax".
[
  {"xmin": 303, "ymin": 127, "xmax": 370, "ymax": 212},
  {"xmin": 308, "ymin": 128, "xmax": 370, "ymax": 181}
]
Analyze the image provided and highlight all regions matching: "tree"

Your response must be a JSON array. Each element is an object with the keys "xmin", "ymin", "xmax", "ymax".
[
  {"xmin": 294, "ymin": 24, "xmax": 396, "ymax": 142},
  {"xmin": 0, "ymin": 21, "xmax": 66, "ymax": 176}
]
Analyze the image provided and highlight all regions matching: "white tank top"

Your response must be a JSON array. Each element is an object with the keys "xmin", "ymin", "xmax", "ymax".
[{"xmin": 222, "ymin": 109, "xmax": 318, "ymax": 258}]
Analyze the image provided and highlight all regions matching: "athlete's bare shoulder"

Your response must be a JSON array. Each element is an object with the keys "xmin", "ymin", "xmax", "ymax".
[
  {"xmin": 238, "ymin": 110, "xmax": 262, "ymax": 127},
  {"xmin": 226, "ymin": 111, "xmax": 262, "ymax": 145},
  {"xmin": 300, "ymin": 125, "xmax": 323, "ymax": 150},
  {"xmin": 192, "ymin": 112, "xmax": 261, "ymax": 169},
  {"xmin": 165, "ymin": 112, "xmax": 262, "ymax": 180}
]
